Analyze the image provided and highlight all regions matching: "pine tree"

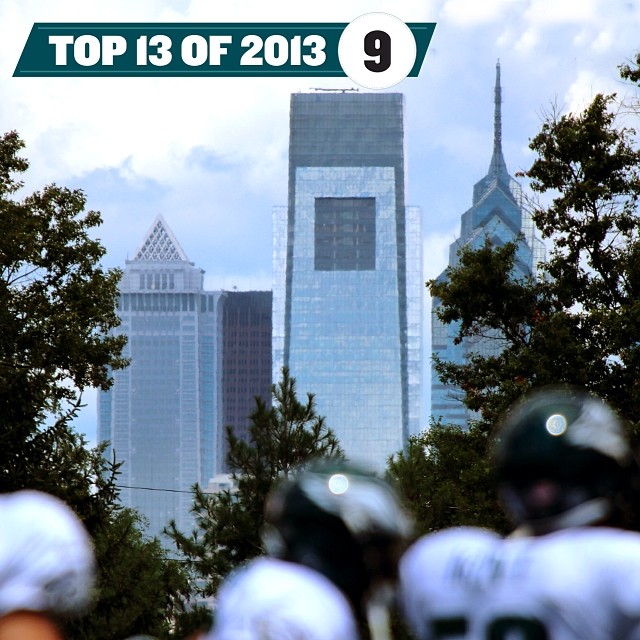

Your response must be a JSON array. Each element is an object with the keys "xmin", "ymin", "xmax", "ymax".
[{"xmin": 167, "ymin": 368, "xmax": 343, "ymax": 597}]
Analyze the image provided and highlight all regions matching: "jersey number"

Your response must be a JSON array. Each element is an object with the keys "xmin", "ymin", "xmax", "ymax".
[{"xmin": 432, "ymin": 615, "xmax": 548, "ymax": 640}]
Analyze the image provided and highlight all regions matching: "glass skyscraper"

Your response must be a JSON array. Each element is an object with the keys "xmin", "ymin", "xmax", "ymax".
[
  {"xmin": 431, "ymin": 62, "xmax": 545, "ymax": 427},
  {"xmin": 99, "ymin": 216, "xmax": 271, "ymax": 537},
  {"xmin": 273, "ymin": 91, "xmax": 423, "ymax": 471}
]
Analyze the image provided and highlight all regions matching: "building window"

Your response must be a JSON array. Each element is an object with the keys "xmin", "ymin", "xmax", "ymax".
[{"xmin": 314, "ymin": 197, "xmax": 376, "ymax": 271}]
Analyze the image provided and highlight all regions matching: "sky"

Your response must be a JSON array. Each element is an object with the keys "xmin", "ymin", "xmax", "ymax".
[{"xmin": 1, "ymin": 0, "xmax": 639, "ymax": 445}]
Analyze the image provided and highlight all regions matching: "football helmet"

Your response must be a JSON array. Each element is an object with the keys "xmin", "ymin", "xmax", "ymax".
[
  {"xmin": 0, "ymin": 491, "xmax": 96, "ymax": 617},
  {"xmin": 262, "ymin": 461, "xmax": 413, "ymax": 616},
  {"xmin": 493, "ymin": 385, "xmax": 635, "ymax": 535}
]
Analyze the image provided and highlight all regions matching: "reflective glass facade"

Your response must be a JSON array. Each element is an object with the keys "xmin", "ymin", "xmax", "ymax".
[
  {"xmin": 99, "ymin": 217, "xmax": 271, "ymax": 538},
  {"xmin": 273, "ymin": 92, "xmax": 422, "ymax": 470},
  {"xmin": 99, "ymin": 216, "xmax": 220, "ymax": 538},
  {"xmin": 431, "ymin": 63, "xmax": 546, "ymax": 427}
]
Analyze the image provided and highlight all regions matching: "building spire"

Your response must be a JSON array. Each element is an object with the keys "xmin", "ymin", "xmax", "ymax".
[{"xmin": 489, "ymin": 59, "xmax": 508, "ymax": 179}]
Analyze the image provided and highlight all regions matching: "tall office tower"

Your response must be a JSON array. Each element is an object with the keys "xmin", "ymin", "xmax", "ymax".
[
  {"xmin": 273, "ymin": 91, "xmax": 423, "ymax": 471},
  {"xmin": 219, "ymin": 290, "xmax": 272, "ymax": 472},
  {"xmin": 431, "ymin": 62, "xmax": 545, "ymax": 428},
  {"xmin": 99, "ymin": 216, "xmax": 271, "ymax": 538}
]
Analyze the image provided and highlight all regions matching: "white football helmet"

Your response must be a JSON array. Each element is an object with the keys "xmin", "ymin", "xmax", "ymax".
[{"xmin": 0, "ymin": 490, "xmax": 96, "ymax": 617}]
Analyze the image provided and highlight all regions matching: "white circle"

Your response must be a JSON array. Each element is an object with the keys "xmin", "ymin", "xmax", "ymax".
[
  {"xmin": 328, "ymin": 473, "xmax": 349, "ymax": 495},
  {"xmin": 338, "ymin": 13, "xmax": 416, "ymax": 90},
  {"xmin": 546, "ymin": 414, "xmax": 568, "ymax": 436}
]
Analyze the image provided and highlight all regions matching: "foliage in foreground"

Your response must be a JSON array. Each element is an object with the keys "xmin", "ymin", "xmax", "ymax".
[
  {"xmin": 430, "ymin": 91, "xmax": 640, "ymax": 434},
  {"xmin": 166, "ymin": 367, "xmax": 344, "ymax": 598},
  {"xmin": 0, "ymin": 131, "xmax": 197, "ymax": 639},
  {"xmin": 388, "ymin": 420, "xmax": 510, "ymax": 537}
]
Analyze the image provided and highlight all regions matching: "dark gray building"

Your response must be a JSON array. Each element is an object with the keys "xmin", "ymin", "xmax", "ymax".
[{"xmin": 220, "ymin": 290, "xmax": 272, "ymax": 472}]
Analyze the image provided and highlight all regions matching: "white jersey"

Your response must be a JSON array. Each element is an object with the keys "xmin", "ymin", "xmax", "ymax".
[
  {"xmin": 0, "ymin": 490, "xmax": 95, "ymax": 617},
  {"xmin": 206, "ymin": 557, "xmax": 359, "ymax": 640},
  {"xmin": 400, "ymin": 526, "xmax": 640, "ymax": 640}
]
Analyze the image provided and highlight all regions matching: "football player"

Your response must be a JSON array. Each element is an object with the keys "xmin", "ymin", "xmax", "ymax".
[
  {"xmin": 205, "ymin": 461, "xmax": 413, "ymax": 640},
  {"xmin": 399, "ymin": 385, "xmax": 640, "ymax": 640},
  {"xmin": 0, "ymin": 490, "xmax": 95, "ymax": 640}
]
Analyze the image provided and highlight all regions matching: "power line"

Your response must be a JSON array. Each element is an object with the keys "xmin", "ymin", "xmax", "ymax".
[{"xmin": 116, "ymin": 484, "xmax": 195, "ymax": 495}]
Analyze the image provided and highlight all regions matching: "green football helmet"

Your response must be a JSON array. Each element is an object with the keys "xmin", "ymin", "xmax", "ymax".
[
  {"xmin": 493, "ymin": 385, "xmax": 634, "ymax": 534},
  {"xmin": 262, "ymin": 460, "xmax": 413, "ymax": 616}
]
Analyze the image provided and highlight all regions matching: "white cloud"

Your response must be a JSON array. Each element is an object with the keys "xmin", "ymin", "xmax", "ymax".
[
  {"xmin": 590, "ymin": 28, "xmax": 614, "ymax": 55},
  {"xmin": 512, "ymin": 27, "xmax": 538, "ymax": 54},
  {"xmin": 424, "ymin": 227, "xmax": 458, "ymax": 281},
  {"xmin": 6, "ymin": 0, "xmax": 442, "ymax": 194},
  {"xmin": 563, "ymin": 70, "xmax": 604, "ymax": 112},
  {"xmin": 442, "ymin": 0, "xmax": 525, "ymax": 27},
  {"xmin": 523, "ymin": 0, "xmax": 598, "ymax": 26},
  {"xmin": 181, "ymin": 0, "xmax": 437, "ymax": 22}
]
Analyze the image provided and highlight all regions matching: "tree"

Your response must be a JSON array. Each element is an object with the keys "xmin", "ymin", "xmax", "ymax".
[
  {"xmin": 40, "ymin": 447, "xmax": 203, "ymax": 640},
  {"xmin": 619, "ymin": 53, "xmax": 640, "ymax": 83},
  {"xmin": 387, "ymin": 420, "xmax": 510, "ymax": 536},
  {"xmin": 0, "ymin": 130, "xmax": 128, "ymax": 494},
  {"xmin": 66, "ymin": 507, "xmax": 198, "ymax": 640},
  {"xmin": 429, "ymin": 92, "xmax": 640, "ymax": 432},
  {"xmin": 166, "ymin": 367, "xmax": 344, "ymax": 598},
  {"xmin": 0, "ymin": 131, "xmax": 198, "ymax": 639},
  {"xmin": 410, "ymin": 88, "xmax": 640, "ymax": 539}
]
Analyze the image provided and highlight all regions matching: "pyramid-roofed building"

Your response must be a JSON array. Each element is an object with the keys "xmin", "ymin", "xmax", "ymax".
[
  {"xmin": 99, "ymin": 216, "xmax": 272, "ymax": 539},
  {"xmin": 132, "ymin": 214, "xmax": 191, "ymax": 262}
]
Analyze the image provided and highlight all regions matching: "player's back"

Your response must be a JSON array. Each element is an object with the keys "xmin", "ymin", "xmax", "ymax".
[
  {"xmin": 399, "ymin": 526, "xmax": 640, "ymax": 640},
  {"xmin": 207, "ymin": 556, "xmax": 359, "ymax": 640}
]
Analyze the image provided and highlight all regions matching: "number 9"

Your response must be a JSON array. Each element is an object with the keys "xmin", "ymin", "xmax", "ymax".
[{"xmin": 364, "ymin": 30, "xmax": 391, "ymax": 72}]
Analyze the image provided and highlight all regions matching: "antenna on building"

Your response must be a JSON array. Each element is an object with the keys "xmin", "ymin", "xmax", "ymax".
[
  {"xmin": 489, "ymin": 59, "xmax": 508, "ymax": 179},
  {"xmin": 309, "ymin": 87, "xmax": 360, "ymax": 92}
]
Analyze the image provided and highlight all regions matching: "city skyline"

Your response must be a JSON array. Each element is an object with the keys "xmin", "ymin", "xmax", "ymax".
[{"xmin": 2, "ymin": 0, "xmax": 638, "ymax": 444}]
